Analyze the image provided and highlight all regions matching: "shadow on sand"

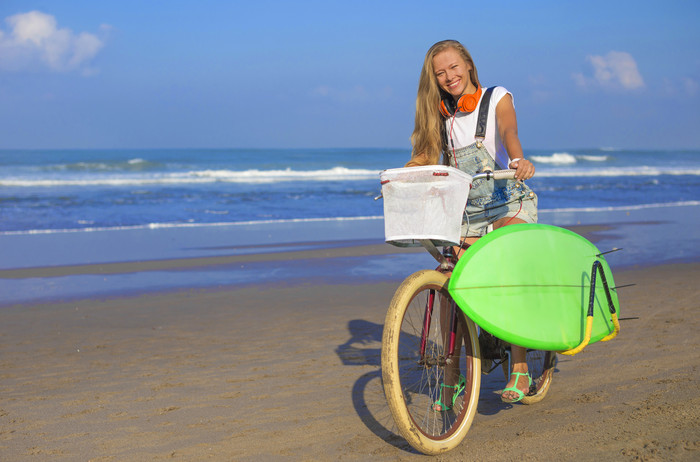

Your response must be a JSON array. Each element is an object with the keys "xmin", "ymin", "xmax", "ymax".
[{"xmin": 336, "ymin": 319, "xmax": 530, "ymax": 453}]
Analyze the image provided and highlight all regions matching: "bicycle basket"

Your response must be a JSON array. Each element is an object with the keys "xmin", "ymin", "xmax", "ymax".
[{"xmin": 380, "ymin": 166, "xmax": 472, "ymax": 247}]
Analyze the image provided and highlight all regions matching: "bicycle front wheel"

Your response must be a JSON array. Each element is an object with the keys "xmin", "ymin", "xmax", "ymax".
[{"xmin": 381, "ymin": 270, "xmax": 481, "ymax": 455}]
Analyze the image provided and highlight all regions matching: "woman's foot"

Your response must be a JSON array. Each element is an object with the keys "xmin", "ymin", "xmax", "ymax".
[
  {"xmin": 431, "ymin": 401, "xmax": 450, "ymax": 412},
  {"xmin": 500, "ymin": 371, "xmax": 531, "ymax": 403},
  {"xmin": 502, "ymin": 345, "xmax": 530, "ymax": 403},
  {"xmin": 432, "ymin": 375, "xmax": 466, "ymax": 412}
]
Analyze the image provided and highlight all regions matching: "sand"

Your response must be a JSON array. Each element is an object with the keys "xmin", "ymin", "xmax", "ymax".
[{"xmin": 1, "ymin": 255, "xmax": 699, "ymax": 460}]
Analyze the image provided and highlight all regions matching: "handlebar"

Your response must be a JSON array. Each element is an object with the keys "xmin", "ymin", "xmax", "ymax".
[
  {"xmin": 472, "ymin": 169, "xmax": 516, "ymax": 181},
  {"xmin": 374, "ymin": 168, "xmax": 518, "ymax": 200}
]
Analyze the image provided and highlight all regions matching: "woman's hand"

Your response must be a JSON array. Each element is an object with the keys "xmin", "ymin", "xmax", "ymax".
[{"xmin": 509, "ymin": 158, "xmax": 535, "ymax": 181}]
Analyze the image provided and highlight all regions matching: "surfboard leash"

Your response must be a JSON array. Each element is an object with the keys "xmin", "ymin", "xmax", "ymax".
[{"xmin": 560, "ymin": 260, "xmax": 620, "ymax": 356}]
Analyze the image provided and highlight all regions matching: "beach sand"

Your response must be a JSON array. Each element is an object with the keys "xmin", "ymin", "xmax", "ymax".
[{"xmin": 1, "ymin": 248, "xmax": 699, "ymax": 460}]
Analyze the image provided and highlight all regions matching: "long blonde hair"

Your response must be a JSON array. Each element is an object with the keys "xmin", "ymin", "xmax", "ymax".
[{"xmin": 408, "ymin": 40, "xmax": 481, "ymax": 166}]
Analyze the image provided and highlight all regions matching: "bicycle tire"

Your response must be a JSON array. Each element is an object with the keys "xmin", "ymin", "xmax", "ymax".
[
  {"xmin": 521, "ymin": 350, "xmax": 556, "ymax": 405},
  {"xmin": 381, "ymin": 270, "xmax": 481, "ymax": 455}
]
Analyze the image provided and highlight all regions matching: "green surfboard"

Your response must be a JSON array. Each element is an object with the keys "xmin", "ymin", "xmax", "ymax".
[{"xmin": 448, "ymin": 224, "xmax": 620, "ymax": 352}]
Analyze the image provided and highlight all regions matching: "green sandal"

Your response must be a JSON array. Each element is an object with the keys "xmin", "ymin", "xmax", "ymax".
[
  {"xmin": 500, "ymin": 372, "xmax": 532, "ymax": 403},
  {"xmin": 433, "ymin": 374, "xmax": 466, "ymax": 412}
]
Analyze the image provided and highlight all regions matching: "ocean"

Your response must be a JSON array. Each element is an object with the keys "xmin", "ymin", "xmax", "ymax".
[
  {"xmin": 1, "ymin": 148, "xmax": 699, "ymax": 305},
  {"xmin": 1, "ymin": 147, "xmax": 699, "ymax": 234}
]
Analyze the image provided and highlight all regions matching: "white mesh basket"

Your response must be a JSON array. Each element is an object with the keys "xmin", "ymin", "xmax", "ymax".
[{"xmin": 380, "ymin": 166, "xmax": 472, "ymax": 247}]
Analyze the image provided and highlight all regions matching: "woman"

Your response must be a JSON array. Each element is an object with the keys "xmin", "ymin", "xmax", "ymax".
[{"xmin": 407, "ymin": 40, "xmax": 538, "ymax": 404}]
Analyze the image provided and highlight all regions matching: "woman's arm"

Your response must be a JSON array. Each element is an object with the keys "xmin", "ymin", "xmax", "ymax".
[{"xmin": 495, "ymin": 94, "xmax": 535, "ymax": 181}]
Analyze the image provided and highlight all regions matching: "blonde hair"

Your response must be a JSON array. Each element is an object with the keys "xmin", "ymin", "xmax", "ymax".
[{"xmin": 408, "ymin": 40, "xmax": 481, "ymax": 166}]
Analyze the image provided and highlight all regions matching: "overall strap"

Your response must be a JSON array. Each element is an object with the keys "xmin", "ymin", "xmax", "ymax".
[
  {"xmin": 440, "ymin": 122, "xmax": 449, "ymax": 157},
  {"xmin": 474, "ymin": 86, "xmax": 496, "ymax": 142}
]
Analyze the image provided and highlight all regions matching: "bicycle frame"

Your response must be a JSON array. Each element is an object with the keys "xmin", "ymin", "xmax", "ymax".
[
  {"xmin": 418, "ymin": 247, "xmax": 460, "ymax": 362},
  {"xmin": 418, "ymin": 290, "xmax": 461, "ymax": 361}
]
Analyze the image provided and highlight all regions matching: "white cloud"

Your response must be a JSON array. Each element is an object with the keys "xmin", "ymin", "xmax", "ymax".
[
  {"xmin": 571, "ymin": 72, "xmax": 587, "ymax": 88},
  {"xmin": 682, "ymin": 77, "xmax": 699, "ymax": 96},
  {"xmin": 0, "ymin": 10, "xmax": 107, "ymax": 75},
  {"xmin": 661, "ymin": 76, "xmax": 700, "ymax": 98},
  {"xmin": 312, "ymin": 85, "xmax": 331, "ymax": 97},
  {"xmin": 573, "ymin": 51, "xmax": 645, "ymax": 90}
]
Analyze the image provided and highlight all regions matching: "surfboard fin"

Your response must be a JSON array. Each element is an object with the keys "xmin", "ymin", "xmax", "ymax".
[{"xmin": 597, "ymin": 247, "xmax": 623, "ymax": 257}]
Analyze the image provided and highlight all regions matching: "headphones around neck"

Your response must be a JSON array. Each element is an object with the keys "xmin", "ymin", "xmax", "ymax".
[{"xmin": 439, "ymin": 86, "xmax": 482, "ymax": 118}]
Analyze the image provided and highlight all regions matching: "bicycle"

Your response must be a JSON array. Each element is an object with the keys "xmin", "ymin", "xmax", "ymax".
[{"xmin": 378, "ymin": 166, "xmax": 556, "ymax": 455}]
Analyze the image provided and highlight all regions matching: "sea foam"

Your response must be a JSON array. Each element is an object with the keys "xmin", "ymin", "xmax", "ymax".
[
  {"xmin": 3, "ymin": 201, "xmax": 699, "ymax": 236},
  {"xmin": 531, "ymin": 152, "xmax": 577, "ymax": 164},
  {"xmin": 0, "ymin": 166, "xmax": 381, "ymax": 187}
]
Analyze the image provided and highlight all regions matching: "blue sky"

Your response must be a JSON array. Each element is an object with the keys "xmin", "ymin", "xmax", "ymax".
[{"xmin": 0, "ymin": 0, "xmax": 698, "ymax": 150}]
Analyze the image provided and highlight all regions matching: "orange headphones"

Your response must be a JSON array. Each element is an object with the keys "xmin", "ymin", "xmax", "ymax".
[{"xmin": 439, "ymin": 86, "xmax": 482, "ymax": 118}]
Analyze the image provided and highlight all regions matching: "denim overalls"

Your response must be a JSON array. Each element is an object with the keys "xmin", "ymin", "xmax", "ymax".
[{"xmin": 446, "ymin": 87, "xmax": 538, "ymax": 238}]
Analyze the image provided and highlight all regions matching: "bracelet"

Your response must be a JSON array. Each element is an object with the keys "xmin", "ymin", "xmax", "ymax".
[{"xmin": 508, "ymin": 157, "xmax": 522, "ymax": 167}]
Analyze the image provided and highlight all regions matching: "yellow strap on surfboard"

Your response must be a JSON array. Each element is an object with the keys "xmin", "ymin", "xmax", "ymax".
[
  {"xmin": 600, "ymin": 312, "xmax": 621, "ymax": 342},
  {"xmin": 559, "ymin": 259, "xmax": 621, "ymax": 356},
  {"xmin": 559, "ymin": 313, "xmax": 620, "ymax": 355}
]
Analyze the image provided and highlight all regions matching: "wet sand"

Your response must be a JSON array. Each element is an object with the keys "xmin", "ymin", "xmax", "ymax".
[{"xmin": 1, "ymin": 248, "xmax": 699, "ymax": 461}]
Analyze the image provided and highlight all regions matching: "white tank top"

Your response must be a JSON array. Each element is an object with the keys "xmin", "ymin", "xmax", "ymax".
[{"xmin": 445, "ymin": 86, "xmax": 513, "ymax": 169}]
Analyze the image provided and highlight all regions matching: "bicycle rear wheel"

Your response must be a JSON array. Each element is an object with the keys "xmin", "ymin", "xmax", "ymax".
[
  {"xmin": 521, "ymin": 350, "xmax": 556, "ymax": 405},
  {"xmin": 501, "ymin": 348, "xmax": 556, "ymax": 404},
  {"xmin": 381, "ymin": 270, "xmax": 481, "ymax": 455}
]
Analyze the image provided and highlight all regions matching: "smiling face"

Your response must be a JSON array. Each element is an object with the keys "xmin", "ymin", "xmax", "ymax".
[{"xmin": 432, "ymin": 47, "xmax": 476, "ymax": 100}]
